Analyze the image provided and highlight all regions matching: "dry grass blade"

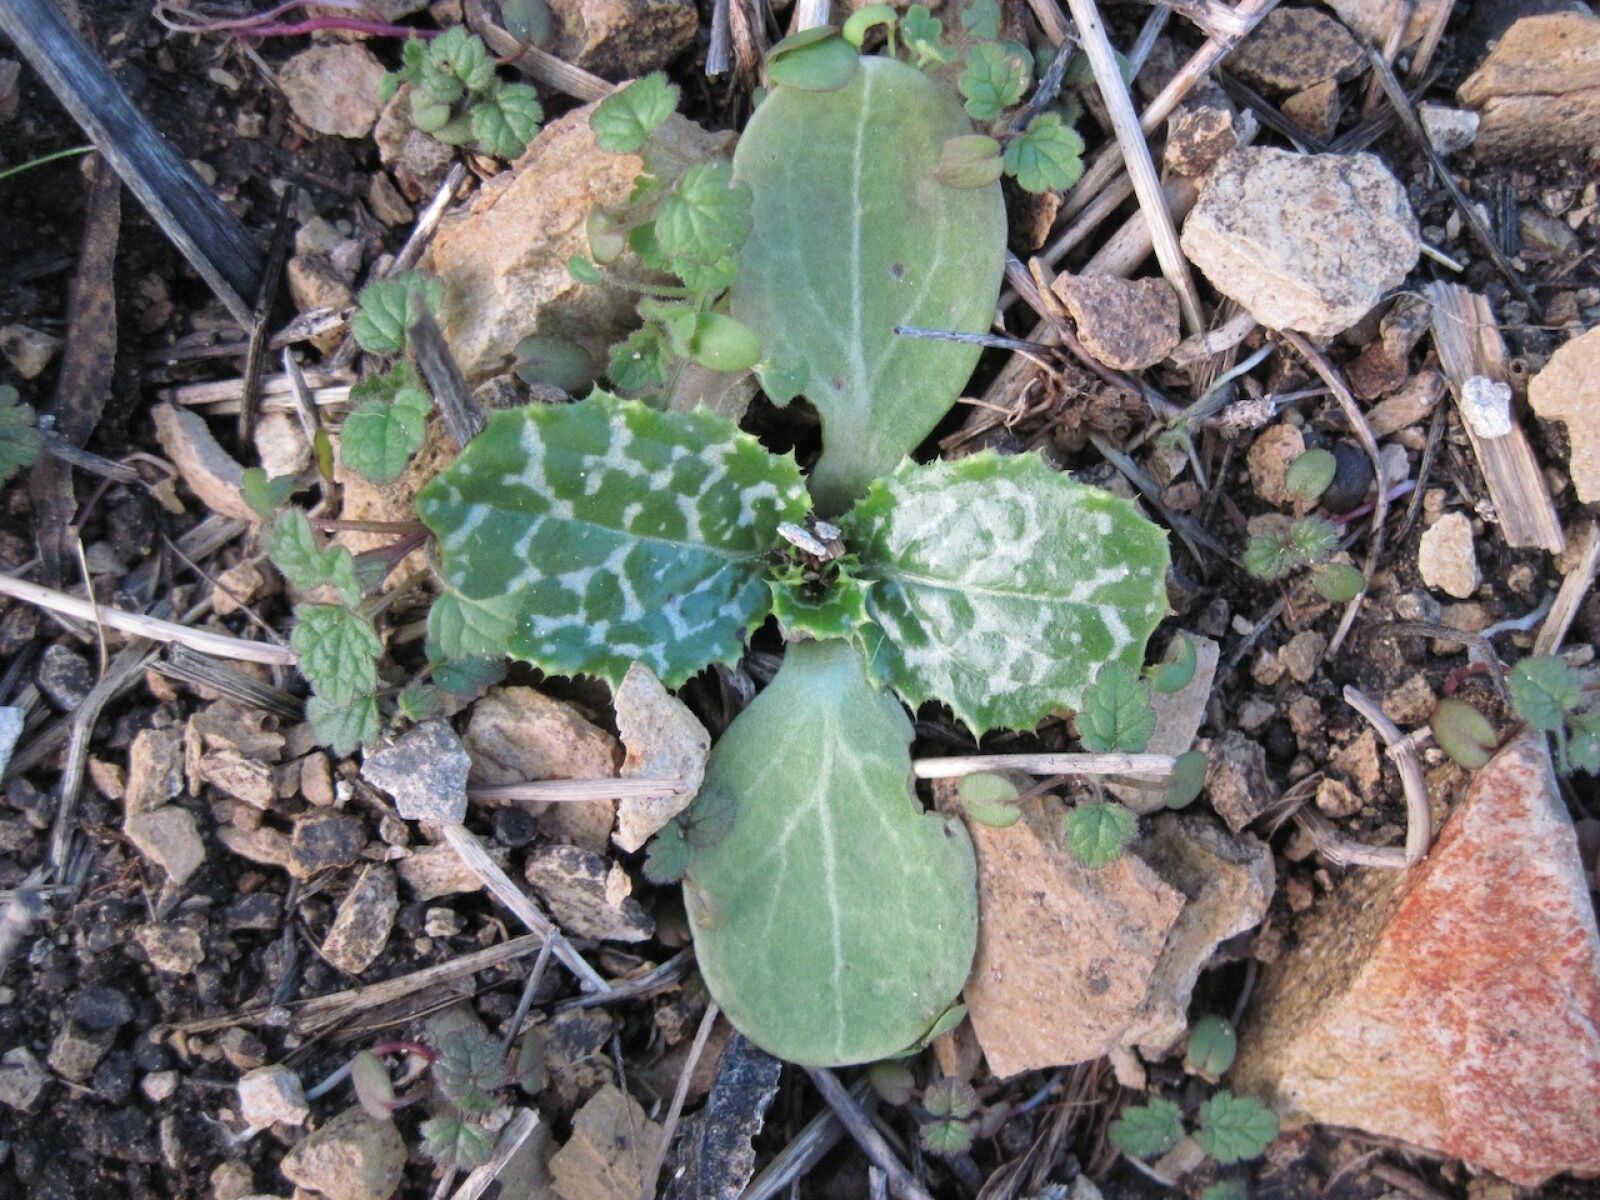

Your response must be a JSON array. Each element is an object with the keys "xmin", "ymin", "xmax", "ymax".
[
  {"xmin": 1535, "ymin": 521, "xmax": 1600, "ymax": 656},
  {"xmin": 470, "ymin": 778, "xmax": 685, "ymax": 803},
  {"xmin": 1293, "ymin": 807, "xmax": 1408, "ymax": 869},
  {"xmin": 449, "ymin": 1109, "xmax": 541, "ymax": 1200},
  {"xmin": 913, "ymin": 752, "xmax": 1176, "ymax": 778},
  {"xmin": 1343, "ymin": 686, "xmax": 1431, "ymax": 865},
  {"xmin": 805, "ymin": 1066, "xmax": 933, "ymax": 1200},
  {"xmin": 464, "ymin": 0, "xmax": 611, "ymax": 101}
]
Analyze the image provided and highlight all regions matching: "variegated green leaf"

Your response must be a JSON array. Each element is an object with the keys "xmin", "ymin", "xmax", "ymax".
[
  {"xmin": 685, "ymin": 639, "xmax": 977, "ymax": 1066},
  {"xmin": 415, "ymin": 393, "xmax": 809, "ymax": 687},
  {"xmin": 843, "ymin": 452, "xmax": 1170, "ymax": 734},
  {"xmin": 731, "ymin": 55, "xmax": 1007, "ymax": 512}
]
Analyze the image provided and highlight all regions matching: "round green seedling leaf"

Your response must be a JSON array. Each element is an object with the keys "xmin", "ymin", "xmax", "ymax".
[
  {"xmin": 1285, "ymin": 447, "xmax": 1337, "ymax": 502},
  {"xmin": 1148, "ymin": 632, "xmax": 1198, "ymax": 694},
  {"xmin": 1164, "ymin": 748, "xmax": 1208, "ymax": 809},
  {"xmin": 844, "ymin": 453, "xmax": 1170, "ymax": 735},
  {"xmin": 957, "ymin": 772, "xmax": 1021, "ymax": 827},
  {"xmin": 1311, "ymin": 561, "xmax": 1366, "ymax": 603},
  {"xmin": 689, "ymin": 312, "xmax": 762, "ymax": 372},
  {"xmin": 766, "ymin": 28, "xmax": 860, "ymax": 91},
  {"xmin": 867, "ymin": 1059, "xmax": 915, "ymax": 1106},
  {"xmin": 842, "ymin": 4, "xmax": 897, "ymax": 47},
  {"xmin": 351, "ymin": 1051, "xmax": 395, "ymax": 1120},
  {"xmin": 1431, "ymin": 697, "xmax": 1498, "ymax": 769},
  {"xmin": 934, "ymin": 134, "xmax": 1004, "ymax": 189},
  {"xmin": 732, "ymin": 55, "xmax": 1007, "ymax": 512},
  {"xmin": 685, "ymin": 640, "xmax": 978, "ymax": 1067},
  {"xmin": 1185, "ymin": 1014, "xmax": 1237, "ymax": 1078}
]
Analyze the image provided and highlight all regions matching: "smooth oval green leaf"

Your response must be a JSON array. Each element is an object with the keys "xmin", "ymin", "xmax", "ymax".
[
  {"xmin": 1285, "ymin": 447, "xmax": 1337, "ymax": 503},
  {"xmin": 685, "ymin": 639, "xmax": 978, "ymax": 1066},
  {"xmin": 957, "ymin": 771, "xmax": 1021, "ymax": 827},
  {"xmin": 766, "ymin": 28, "xmax": 860, "ymax": 92},
  {"xmin": 1431, "ymin": 697, "xmax": 1497, "ymax": 769},
  {"xmin": 1185, "ymin": 1014, "xmax": 1238, "ymax": 1078},
  {"xmin": 1164, "ymin": 748, "xmax": 1208, "ymax": 809},
  {"xmin": 416, "ymin": 393, "xmax": 808, "ymax": 687},
  {"xmin": 689, "ymin": 312, "xmax": 762, "ymax": 372},
  {"xmin": 731, "ymin": 56, "xmax": 1007, "ymax": 512},
  {"xmin": 844, "ymin": 453, "xmax": 1170, "ymax": 734},
  {"xmin": 842, "ymin": 4, "xmax": 898, "ymax": 48},
  {"xmin": 1310, "ymin": 561, "xmax": 1366, "ymax": 603},
  {"xmin": 934, "ymin": 133, "xmax": 1004, "ymax": 188},
  {"xmin": 1148, "ymin": 632, "xmax": 1198, "ymax": 694}
]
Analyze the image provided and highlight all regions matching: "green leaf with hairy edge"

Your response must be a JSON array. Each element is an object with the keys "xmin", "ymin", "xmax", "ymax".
[
  {"xmin": 731, "ymin": 55, "xmax": 1006, "ymax": 513},
  {"xmin": 341, "ymin": 372, "xmax": 431, "ymax": 485},
  {"xmin": 0, "ymin": 386, "xmax": 41, "ymax": 484},
  {"xmin": 924, "ymin": 1077, "xmax": 976, "ymax": 1119},
  {"xmin": 961, "ymin": 0, "xmax": 1001, "ymax": 40},
  {"xmin": 352, "ymin": 271, "xmax": 443, "ymax": 354},
  {"xmin": 1509, "ymin": 656, "xmax": 1584, "ymax": 732},
  {"xmin": 1243, "ymin": 531, "xmax": 1295, "ymax": 581},
  {"xmin": 902, "ymin": 5, "xmax": 950, "ymax": 68},
  {"xmin": 1065, "ymin": 801, "xmax": 1137, "ymax": 868},
  {"xmin": 843, "ymin": 453, "xmax": 1170, "ymax": 734},
  {"xmin": 920, "ymin": 1118, "xmax": 974, "ymax": 1156},
  {"xmin": 416, "ymin": 393, "xmax": 808, "ymax": 688},
  {"xmin": 473, "ymin": 82, "xmax": 543, "ymax": 158},
  {"xmin": 1108, "ymin": 1097, "xmax": 1184, "ymax": 1158},
  {"xmin": 421, "ymin": 1115, "xmax": 494, "ymax": 1170},
  {"xmin": 1002, "ymin": 113, "xmax": 1085, "ymax": 193},
  {"xmin": 685, "ymin": 640, "xmax": 978, "ymax": 1066},
  {"xmin": 1079, "ymin": 662, "xmax": 1157, "ymax": 753},
  {"xmin": 591, "ymin": 72, "xmax": 679, "ymax": 153},
  {"xmin": 960, "ymin": 42, "xmax": 1030, "ymax": 120},
  {"xmin": 608, "ymin": 326, "xmax": 671, "ymax": 393},
  {"xmin": 265, "ymin": 510, "xmax": 362, "ymax": 606},
  {"xmin": 1194, "ymin": 1091, "xmax": 1278, "ymax": 1164},
  {"xmin": 240, "ymin": 468, "xmax": 295, "ymax": 521},
  {"xmin": 656, "ymin": 163, "xmax": 752, "ymax": 274},
  {"xmin": 307, "ymin": 693, "xmax": 380, "ymax": 756},
  {"xmin": 291, "ymin": 605, "xmax": 382, "ymax": 706}
]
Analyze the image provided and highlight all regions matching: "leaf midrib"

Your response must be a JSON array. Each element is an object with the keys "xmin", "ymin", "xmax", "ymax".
[{"xmin": 462, "ymin": 495, "xmax": 772, "ymax": 564}]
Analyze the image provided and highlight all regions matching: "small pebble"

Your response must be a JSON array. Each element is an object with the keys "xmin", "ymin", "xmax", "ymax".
[
  {"xmin": 72, "ymin": 984, "xmax": 135, "ymax": 1031},
  {"xmin": 492, "ymin": 806, "xmax": 536, "ymax": 848},
  {"xmin": 141, "ymin": 1070, "xmax": 179, "ymax": 1103},
  {"xmin": 1320, "ymin": 442, "xmax": 1374, "ymax": 513}
]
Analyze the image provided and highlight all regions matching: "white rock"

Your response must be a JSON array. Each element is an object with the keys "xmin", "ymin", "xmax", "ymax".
[
  {"xmin": 1180, "ymin": 148, "xmax": 1420, "ymax": 340},
  {"xmin": 141, "ymin": 1070, "xmax": 179, "ymax": 1103},
  {"xmin": 1419, "ymin": 512, "xmax": 1480, "ymax": 599},
  {"xmin": 238, "ymin": 1064, "xmax": 309, "ymax": 1128},
  {"xmin": 0, "ymin": 1047, "xmax": 47, "ymax": 1112},
  {"xmin": 1460, "ymin": 375, "xmax": 1512, "ymax": 439},
  {"xmin": 277, "ymin": 45, "xmax": 386, "ymax": 140},
  {"xmin": 1419, "ymin": 103, "xmax": 1480, "ymax": 156}
]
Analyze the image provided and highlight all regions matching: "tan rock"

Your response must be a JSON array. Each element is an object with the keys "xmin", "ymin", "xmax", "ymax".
[
  {"xmin": 613, "ymin": 663, "xmax": 709, "ymax": 853},
  {"xmin": 547, "ymin": 0, "xmax": 697, "ymax": 79},
  {"xmin": 1051, "ymin": 274, "xmax": 1181, "ymax": 371},
  {"xmin": 1529, "ymin": 325, "xmax": 1600, "ymax": 503},
  {"xmin": 152, "ymin": 404, "xmax": 255, "ymax": 521},
  {"xmin": 524, "ymin": 844, "xmax": 653, "ymax": 942},
  {"xmin": 464, "ymin": 687, "xmax": 620, "ymax": 852},
  {"xmin": 1365, "ymin": 368, "xmax": 1445, "ymax": 437},
  {"xmin": 957, "ymin": 791, "xmax": 1184, "ymax": 1077},
  {"xmin": 126, "ymin": 726, "xmax": 185, "ymax": 816},
  {"xmin": 125, "ymin": 807, "xmax": 206, "ymax": 885},
  {"xmin": 426, "ymin": 103, "xmax": 732, "ymax": 382},
  {"xmin": 1381, "ymin": 673, "xmax": 1436, "ymax": 727},
  {"xmin": 287, "ymin": 254, "xmax": 354, "ymax": 315},
  {"xmin": 1330, "ymin": 727, "xmax": 1382, "ymax": 801},
  {"xmin": 1123, "ymin": 815, "xmax": 1274, "ymax": 1055},
  {"xmin": 280, "ymin": 1106, "xmax": 407, "ymax": 1200},
  {"xmin": 277, "ymin": 45, "xmax": 387, "ymax": 139},
  {"xmin": 1206, "ymin": 731, "xmax": 1275, "ymax": 833},
  {"xmin": 1181, "ymin": 148, "xmax": 1419, "ymax": 340},
  {"xmin": 374, "ymin": 87, "xmax": 456, "ymax": 199},
  {"xmin": 319, "ymin": 864, "xmax": 398, "ymax": 975},
  {"xmin": 0, "ymin": 323, "xmax": 61, "ymax": 379},
  {"xmin": 1163, "ymin": 102, "xmax": 1237, "ymax": 179},
  {"xmin": 549, "ymin": 1084, "xmax": 664, "ymax": 1200},
  {"xmin": 1233, "ymin": 731, "xmax": 1600, "ymax": 1186},
  {"xmin": 396, "ymin": 840, "xmax": 494, "ymax": 901},
  {"xmin": 1315, "ymin": 776, "xmax": 1362, "ymax": 818},
  {"xmin": 1228, "ymin": 7, "xmax": 1364, "ymax": 92},
  {"xmin": 1321, "ymin": 0, "xmax": 1449, "ymax": 49},
  {"xmin": 1246, "ymin": 423, "xmax": 1305, "ymax": 507},
  {"xmin": 198, "ymin": 749, "xmax": 277, "ymax": 810},
  {"xmin": 1457, "ymin": 13, "xmax": 1600, "ymax": 162},
  {"xmin": 1418, "ymin": 512, "xmax": 1479, "ymax": 599},
  {"xmin": 212, "ymin": 560, "xmax": 268, "ymax": 618},
  {"xmin": 137, "ymin": 922, "xmax": 205, "ymax": 972},
  {"xmin": 1278, "ymin": 630, "xmax": 1325, "ymax": 685},
  {"xmin": 254, "ymin": 409, "xmax": 311, "ymax": 479},
  {"xmin": 1282, "ymin": 78, "xmax": 1341, "ymax": 142}
]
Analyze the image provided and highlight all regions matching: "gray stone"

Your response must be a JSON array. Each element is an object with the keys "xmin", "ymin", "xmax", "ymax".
[
  {"xmin": 0, "ymin": 707, "xmax": 22, "ymax": 779},
  {"xmin": 48, "ymin": 1021, "xmax": 116, "ymax": 1083},
  {"xmin": 277, "ymin": 45, "xmax": 386, "ymax": 140},
  {"xmin": 37, "ymin": 643, "xmax": 92, "ymax": 710},
  {"xmin": 1180, "ymin": 148, "xmax": 1420, "ymax": 339},
  {"xmin": 1419, "ymin": 103, "xmax": 1479, "ymax": 156},
  {"xmin": 361, "ymin": 719, "xmax": 470, "ymax": 824},
  {"xmin": 1228, "ymin": 7, "xmax": 1364, "ymax": 92},
  {"xmin": 279, "ymin": 1106, "xmax": 407, "ymax": 1200},
  {"xmin": 319, "ymin": 865, "xmax": 398, "ymax": 975},
  {"xmin": 0, "ymin": 1047, "xmax": 47, "ymax": 1112},
  {"xmin": 524, "ymin": 844, "xmax": 654, "ymax": 942},
  {"xmin": 125, "ymin": 806, "xmax": 206, "ymax": 886},
  {"xmin": 238, "ymin": 1064, "xmax": 309, "ymax": 1128},
  {"xmin": 289, "ymin": 810, "xmax": 366, "ymax": 878},
  {"xmin": 1205, "ymin": 731, "xmax": 1275, "ymax": 834}
]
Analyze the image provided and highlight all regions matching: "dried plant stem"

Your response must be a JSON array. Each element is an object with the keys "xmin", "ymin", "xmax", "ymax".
[
  {"xmin": 639, "ymin": 1000, "xmax": 721, "ymax": 1200},
  {"xmin": 438, "ymin": 823, "xmax": 611, "ymax": 993},
  {"xmin": 743, "ymin": 1080, "xmax": 869, "ymax": 1200},
  {"xmin": 465, "ymin": 0, "xmax": 610, "ymax": 101},
  {"xmin": 0, "ymin": 572, "xmax": 296, "ymax": 666},
  {"xmin": 470, "ymin": 778, "xmax": 685, "ymax": 803},
  {"xmin": 1280, "ymin": 331, "xmax": 1387, "ymax": 656},
  {"xmin": 805, "ymin": 1067, "xmax": 933, "ymax": 1200},
  {"xmin": 1058, "ymin": 0, "xmax": 1204, "ymax": 332},
  {"xmin": 1294, "ymin": 807, "xmax": 1407, "ymax": 869},
  {"xmin": 1343, "ymin": 686, "xmax": 1431, "ymax": 865},
  {"xmin": 793, "ymin": 0, "xmax": 831, "ymax": 31},
  {"xmin": 913, "ymin": 752, "xmax": 1176, "ymax": 779},
  {"xmin": 1535, "ymin": 522, "xmax": 1600, "ymax": 657}
]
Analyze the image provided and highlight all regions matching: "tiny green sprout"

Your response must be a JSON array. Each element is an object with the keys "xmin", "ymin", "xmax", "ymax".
[
  {"xmin": 589, "ymin": 72, "xmax": 679, "ymax": 154},
  {"xmin": 351, "ymin": 271, "xmax": 443, "ymax": 356},
  {"xmin": 1284, "ymin": 447, "xmax": 1337, "ymax": 503},
  {"xmin": 0, "ymin": 385, "xmax": 41, "ymax": 485},
  {"xmin": 842, "ymin": 4, "xmax": 898, "ymax": 49},
  {"xmin": 935, "ymin": 134, "xmax": 1005, "ymax": 189},
  {"xmin": 920, "ymin": 1117, "xmax": 975, "ymax": 1157},
  {"xmin": 1002, "ymin": 113, "xmax": 1085, "ymax": 194},
  {"xmin": 1244, "ymin": 517, "xmax": 1341, "ymax": 584},
  {"xmin": 867, "ymin": 1059, "xmax": 916, "ymax": 1106},
  {"xmin": 1148, "ymin": 632, "xmax": 1198, "ymax": 694},
  {"xmin": 385, "ymin": 29, "xmax": 541, "ymax": 160},
  {"xmin": 642, "ymin": 819, "xmax": 691, "ymax": 884},
  {"xmin": 1202, "ymin": 1180, "xmax": 1250, "ymax": 1200},
  {"xmin": 1164, "ymin": 749, "xmax": 1209, "ymax": 809},
  {"xmin": 1108, "ymin": 1096, "xmax": 1184, "ymax": 1159},
  {"xmin": 1431, "ymin": 698, "xmax": 1498, "ymax": 770},
  {"xmin": 1311, "ymin": 561, "xmax": 1366, "ymax": 603},
  {"xmin": 432, "ymin": 1027, "xmax": 506, "ymax": 1113},
  {"xmin": 1065, "ymin": 801, "xmax": 1137, "ymax": 869},
  {"xmin": 918, "ymin": 1003, "xmax": 967, "ymax": 1046},
  {"xmin": 961, "ymin": 0, "xmax": 1002, "ymax": 40},
  {"xmin": 766, "ymin": 28, "xmax": 860, "ymax": 92},
  {"xmin": 341, "ymin": 362, "xmax": 432, "ymax": 486},
  {"xmin": 421, "ymin": 1114, "xmax": 494, "ymax": 1171},
  {"xmin": 1193, "ymin": 1090, "xmax": 1278, "ymax": 1165},
  {"xmin": 923, "ymin": 1077, "xmax": 977, "ymax": 1119},
  {"xmin": 959, "ymin": 41, "xmax": 1031, "ymax": 121},
  {"xmin": 351, "ymin": 1050, "xmax": 396, "ymax": 1120},
  {"xmin": 957, "ymin": 771, "xmax": 1022, "ymax": 828},
  {"xmin": 1568, "ymin": 710, "xmax": 1600, "ymax": 775},
  {"xmin": 1508, "ymin": 655, "xmax": 1585, "ymax": 733},
  {"xmin": 1078, "ymin": 662, "xmax": 1157, "ymax": 753},
  {"xmin": 901, "ymin": 5, "xmax": 951, "ymax": 68},
  {"xmin": 567, "ymin": 255, "xmax": 603, "ymax": 285},
  {"xmin": 1185, "ymin": 1014, "xmax": 1238, "ymax": 1079},
  {"xmin": 240, "ymin": 467, "xmax": 296, "ymax": 522}
]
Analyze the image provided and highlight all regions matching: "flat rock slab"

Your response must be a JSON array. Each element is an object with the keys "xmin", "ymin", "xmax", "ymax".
[
  {"xmin": 1529, "ymin": 325, "xmax": 1600, "ymax": 503},
  {"xmin": 362, "ymin": 718, "xmax": 470, "ymax": 824},
  {"xmin": 280, "ymin": 1105, "xmax": 407, "ymax": 1200},
  {"xmin": 1233, "ymin": 731, "xmax": 1600, "ymax": 1186},
  {"xmin": 319, "ymin": 864, "xmax": 398, "ymax": 975},
  {"xmin": 1051, "ymin": 274, "xmax": 1180, "ymax": 371},
  {"xmin": 550, "ymin": 1083, "xmax": 664, "ymax": 1200},
  {"xmin": 524, "ymin": 843, "xmax": 654, "ymax": 942},
  {"xmin": 1227, "ymin": 7, "xmax": 1364, "ymax": 92},
  {"xmin": 613, "ymin": 662, "xmax": 708, "ymax": 853},
  {"xmin": 1457, "ymin": 12, "xmax": 1600, "ymax": 162},
  {"xmin": 1180, "ymin": 148, "xmax": 1419, "ymax": 340}
]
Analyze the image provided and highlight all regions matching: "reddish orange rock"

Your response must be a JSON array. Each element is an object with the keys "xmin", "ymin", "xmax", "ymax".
[{"xmin": 1233, "ymin": 730, "xmax": 1600, "ymax": 1186}]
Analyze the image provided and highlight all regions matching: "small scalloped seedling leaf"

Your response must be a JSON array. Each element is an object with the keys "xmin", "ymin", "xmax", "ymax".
[
  {"xmin": 291, "ymin": 605, "xmax": 382, "ymax": 706},
  {"xmin": 765, "ymin": 28, "xmax": 860, "ymax": 91},
  {"xmin": 731, "ymin": 55, "xmax": 1006, "ymax": 512},
  {"xmin": 844, "ymin": 453, "xmax": 1169, "ymax": 735},
  {"xmin": 341, "ymin": 365, "xmax": 432, "ymax": 485},
  {"xmin": 959, "ymin": 41, "xmax": 1031, "ymax": 121},
  {"xmin": 240, "ymin": 468, "xmax": 296, "ymax": 521},
  {"xmin": 472, "ymin": 81, "xmax": 543, "ymax": 159},
  {"xmin": 1078, "ymin": 662, "xmax": 1157, "ymax": 753},
  {"xmin": 1185, "ymin": 1014, "xmax": 1238, "ymax": 1079},
  {"xmin": 590, "ymin": 72, "xmax": 679, "ymax": 154},
  {"xmin": 421, "ymin": 1115, "xmax": 494, "ymax": 1171},
  {"xmin": 1002, "ymin": 113, "xmax": 1084, "ymax": 193},
  {"xmin": 1194, "ymin": 1090, "xmax": 1278, "ymax": 1164},
  {"xmin": 352, "ymin": 271, "xmax": 443, "ymax": 355},
  {"xmin": 307, "ymin": 694, "xmax": 380, "ymax": 757},
  {"xmin": 0, "ymin": 386, "xmax": 41, "ymax": 485},
  {"xmin": 1065, "ymin": 800, "xmax": 1137, "ymax": 869},
  {"xmin": 685, "ymin": 639, "xmax": 978, "ymax": 1066},
  {"xmin": 923, "ymin": 1078, "xmax": 977, "ymax": 1119},
  {"xmin": 265, "ymin": 510, "xmax": 362, "ymax": 607},
  {"xmin": 920, "ymin": 1117, "xmax": 975, "ymax": 1157},
  {"xmin": 1508, "ymin": 656, "xmax": 1584, "ymax": 732},
  {"xmin": 1108, "ymin": 1097, "xmax": 1184, "ymax": 1159},
  {"xmin": 416, "ymin": 393, "xmax": 808, "ymax": 688}
]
